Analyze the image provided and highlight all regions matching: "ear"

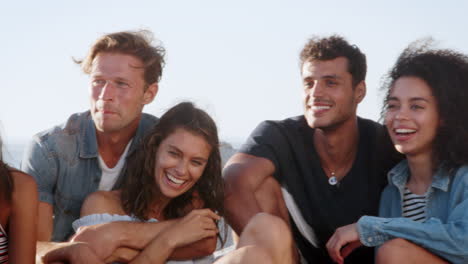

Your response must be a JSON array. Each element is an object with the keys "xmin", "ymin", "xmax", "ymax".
[
  {"xmin": 142, "ymin": 83, "xmax": 158, "ymax": 105},
  {"xmin": 354, "ymin": 81, "xmax": 366, "ymax": 104}
]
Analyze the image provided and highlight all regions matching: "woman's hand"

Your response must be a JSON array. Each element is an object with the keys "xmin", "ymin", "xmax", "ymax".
[
  {"xmin": 162, "ymin": 208, "xmax": 220, "ymax": 249},
  {"xmin": 326, "ymin": 223, "xmax": 362, "ymax": 264}
]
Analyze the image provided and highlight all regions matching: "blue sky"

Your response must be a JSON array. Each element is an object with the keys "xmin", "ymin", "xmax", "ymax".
[{"xmin": 1, "ymin": 0, "xmax": 467, "ymax": 146}]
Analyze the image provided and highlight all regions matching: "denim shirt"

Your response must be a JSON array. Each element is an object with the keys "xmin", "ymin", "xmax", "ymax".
[
  {"xmin": 21, "ymin": 111, "xmax": 158, "ymax": 241},
  {"xmin": 357, "ymin": 160, "xmax": 468, "ymax": 263}
]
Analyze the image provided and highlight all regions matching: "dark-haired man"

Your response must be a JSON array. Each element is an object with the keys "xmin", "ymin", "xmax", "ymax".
[{"xmin": 224, "ymin": 35, "xmax": 399, "ymax": 263}]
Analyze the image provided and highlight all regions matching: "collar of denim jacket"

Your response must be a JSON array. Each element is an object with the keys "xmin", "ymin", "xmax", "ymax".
[
  {"xmin": 79, "ymin": 111, "xmax": 99, "ymax": 159},
  {"xmin": 388, "ymin": 160, "xmax": 450, "ymax": 192}
]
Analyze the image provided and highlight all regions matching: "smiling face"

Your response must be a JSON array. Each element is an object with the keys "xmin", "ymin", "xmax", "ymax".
[
  {"xmin": 154, "ymin": 128, "xmax": 212, "ymax": 200},
  {"xmin": 385, "ymin": 76, "xmax": 440, "ymax": 158},
  {"xmin": 302, "ymin": 57, "xmax": 365, "ymax": 130},
  {"xmin": 89, "ymin": 52, "xmax": 157, "ymax": 134}
]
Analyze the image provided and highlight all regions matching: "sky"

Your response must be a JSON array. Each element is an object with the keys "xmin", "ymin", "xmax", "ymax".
[{"xmin": 1, "ymin": 0, "xmax": 468, "ymax": 148}]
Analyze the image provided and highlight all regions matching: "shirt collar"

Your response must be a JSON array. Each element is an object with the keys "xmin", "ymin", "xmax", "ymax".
[
  {"xmin": 80, "ymin": 113, "xmax": 99, "ymax": 158},
  {"xmin": 79, "ymin": 112, "xmax": 150, "ymax": 159},
  {"xmin": 388, "ymin": 160, "xmax": 450, "ymax": 192}
]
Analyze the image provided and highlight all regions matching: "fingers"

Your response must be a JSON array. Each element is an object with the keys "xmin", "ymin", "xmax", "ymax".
[
  {"xmin": 200, "ymin": 215, "xmax": 219, "ymax": 229},
  {"xmin": 341, "ymin": 241, "xmax": 362, "ymax": 259},
  {"xmin": 190, "ymin": 208, "xmax": 221, "ymax": 221},
  {"xmin": 326, "ymin": 233, "xmax": 344, "ymax": 264},
  {"xmin": 42, "ymin": 243, "xmax": 73, "ymax": 263},
  {"xmin": 326, "ymin": 224, "xmax": 361, "ymax": 264},
  {"xmin": 184, "ymin": 209, "xmax": 221, "ymax": 233}
]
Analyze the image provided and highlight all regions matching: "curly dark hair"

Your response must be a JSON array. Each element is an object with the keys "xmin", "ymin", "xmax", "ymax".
[
  {"xmin": 76, "ymin": 30, "xmax": 166, "ymax": 87},
  {"xmin": 381, "ymin": 39, "xmax": 468, "ymax": 171},
  {"xmin": 120, "ymin": 102, "xmax": 224, "ymax": 222},
  {"xmin": 299, "ymin": 35, "xmax": 367, "ymax": 87}
]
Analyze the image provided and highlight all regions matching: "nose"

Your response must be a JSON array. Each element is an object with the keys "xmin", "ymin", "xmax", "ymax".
[
  {"xmin": 394, "ymin": 108, "xmax": 409, "ymax": 121},
  {"xmin": 98, "ymin": 81, "xmax": 116, "ymax": 101},
  {"xmin": 174, "ymin": 159, "xmax": 188, "ymax": 176},
  {"xmin": 310, "ymin": 82, "xmax": 324, "ymax": 97}
]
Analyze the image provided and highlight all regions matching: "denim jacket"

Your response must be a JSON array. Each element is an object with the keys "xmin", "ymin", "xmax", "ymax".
[
  {"xmin": 21, "ymin": 111, "xmax": 158, "ymax": 241},
  {"xmin": 357, "ymin": 160, "xmax": 468, "ymax": 263}
]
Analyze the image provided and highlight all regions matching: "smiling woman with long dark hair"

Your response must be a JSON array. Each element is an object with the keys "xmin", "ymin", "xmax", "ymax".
[{"xmin": 72, "ymin": 101, "xmax": 225, "ymax": 263}]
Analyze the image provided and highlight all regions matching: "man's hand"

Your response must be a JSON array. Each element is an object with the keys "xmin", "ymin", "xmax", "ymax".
[
  {"xmin": 70, "ymin": 223, "xmax": 122, "ymax": 260},
  {"xmin": 42, "ymin": 242, "xmax": 104, "ymax": 264},
  {"xmin": 326, "ymin": 223, "xmax": 362, "ymax": 264}
]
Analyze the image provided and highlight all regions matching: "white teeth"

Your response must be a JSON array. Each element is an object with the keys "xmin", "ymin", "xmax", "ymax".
[
  {"xmin": 395, "ymin": 128, "xmax": 416, "ymax": 134},
  {"xmin": 311, "ymin": 105, "xmax": 331, "ymax": 110},
  {"xmin": 166, "ymin": 173, "xmax": 185, "ymax": 185}
]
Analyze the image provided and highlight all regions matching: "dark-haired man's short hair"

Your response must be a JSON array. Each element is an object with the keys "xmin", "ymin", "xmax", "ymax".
[{"xmin": 300, "ymin": 35, "xmax": 367, "ymax": 87}]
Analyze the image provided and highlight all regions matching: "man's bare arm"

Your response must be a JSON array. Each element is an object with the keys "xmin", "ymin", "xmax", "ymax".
[
  {"xmin": 37, "ymin": 202, "xmax": 53, "ymax": 241},
  {"xmin": 223, "ymin": 153, "xmax": 276, "ymax": 234},
  {"xmin": 72, "ymin": 216, "xmax": 217, "ymax": 261},
  {"xmin": 75, "ymin": 191, "xmax": 217, "ymax": 261},
  {"xmin": 39, "ymin": 241, "xmax": 104, "ymax": 264},
  {"xmin": 35, "ymin": 202, "xmax": 59, "ymax": 262}
]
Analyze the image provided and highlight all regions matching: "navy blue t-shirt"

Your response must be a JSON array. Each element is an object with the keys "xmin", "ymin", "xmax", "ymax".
[{"xmin": 239, "ymin": 116, "xmax": 399, "ymax": 263}]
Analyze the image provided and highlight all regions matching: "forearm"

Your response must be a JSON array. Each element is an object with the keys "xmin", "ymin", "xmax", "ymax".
[
  {"xmin": 358, "ymin": 216, "xmax": 468, "ymax": 263},
  {"xmin": 37, "ymin": 202, "xmax": 53, "ymax": 241},
  {"xmin": 130, "ymin": 231, "xmax": 175, "ymax": 264},
  {"xmin": 119, "ymin": 220, "xmax": 177, "ymax": 249},
  {"xmin": 73, "ymin": 219, "xmax": 178, "ymax": 252},
  {"xmin": 170, "ymin": 236, "xmax": 217, "ymax": 260},
  {"xmin": 105, "ymin": 231, "xmax": 216, "ymax": 262},
  {"xmin": 104, "ymin": 247, "xmax": 140, "ymax": 263}
]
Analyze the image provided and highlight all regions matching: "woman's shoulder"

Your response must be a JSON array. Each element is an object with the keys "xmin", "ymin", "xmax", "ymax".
[
  {"xmin": 81, "ymin": 190, "xmax": 125, "ymax": 217},
  {"xmin": 10, "ymin": 170, "xmax": 37, "ymax": 190},
  {"xmin": 10, "ymin": 171, "xmax": 37, "ymax": 202}
]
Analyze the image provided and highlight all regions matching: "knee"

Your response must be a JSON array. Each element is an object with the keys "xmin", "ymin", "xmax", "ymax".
[
  {"xmin": 376, "ymin": 238, "xmax": 411, "ymax": 263},
  {"xmin": 243, "ymin": 213, "xmax": 292, "ymax": 246}
]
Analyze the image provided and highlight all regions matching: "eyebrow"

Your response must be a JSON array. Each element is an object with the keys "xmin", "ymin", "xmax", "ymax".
[
  {"xmin": 167, "ymin": 145, "xmax": 208, "ymax": 162},
  {"xmin": 114, "ymin": 77, "xmax": 131, "ymax": 83},
  {"xmin": 387, "ymin": 97, "xmax": 430, "ymax": 103},
  {"xmin": 303, "ymin": 74, "xmax": 341, "ymax": 82}
]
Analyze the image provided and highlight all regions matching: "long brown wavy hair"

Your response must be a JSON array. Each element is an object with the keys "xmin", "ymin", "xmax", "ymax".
[{"xmin": 120, "ymin": 102, "xmax": 224, "ymax": 222}]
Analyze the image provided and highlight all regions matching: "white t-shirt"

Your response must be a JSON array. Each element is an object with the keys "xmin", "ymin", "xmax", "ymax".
[{"xmin": 98, "ymin": 139, "xmax": 133, "ymax": 191}]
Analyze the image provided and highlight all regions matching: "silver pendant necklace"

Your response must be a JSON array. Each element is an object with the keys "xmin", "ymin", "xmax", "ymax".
[{"xmin": 328, "ymin": 171, "xmax": 338, "ymax": 185}]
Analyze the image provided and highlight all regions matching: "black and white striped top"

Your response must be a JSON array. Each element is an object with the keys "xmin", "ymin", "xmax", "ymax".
[
  {"xmin": 0, "ymin": 223, "xmax": 7, "ymax": 263},
  {"xmin": 402, "ymin": 187, "xmax": 427, "ymax": 222}
]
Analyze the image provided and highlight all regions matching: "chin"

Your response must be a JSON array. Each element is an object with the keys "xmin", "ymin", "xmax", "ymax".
[
  {"xmin": 394, "ymin": 145, "xmax": 414, "ymax": 156},
  {"xmin": 305, "ymin": 117, "xmax": 321, "ymax": 128}
]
